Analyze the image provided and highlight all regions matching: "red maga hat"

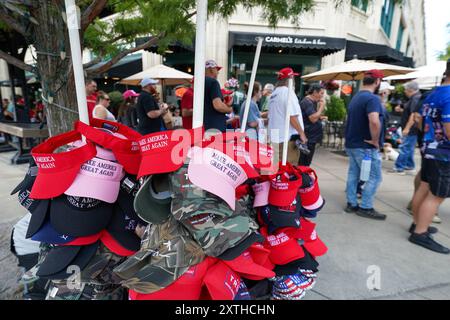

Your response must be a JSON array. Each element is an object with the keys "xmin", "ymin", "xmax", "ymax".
[
  {"xmin": 268, "ymin": 163, "xmax": 303, "ymax": 207},
  {"xmin": 129, "ymin": 257, "xmax": 214, "ymax": 300},
  {"xmin": 137, "ymin": 127, "xmax": 203, "ymax": 178},
  {"xmin": 222, "ymin": 250, "xmax": 275, "ymax": 281},
  {"xmin": 364, "ymin": 69, "xmax": 384, "ymax": 79},
  {"xmin": 277, "ymin": 67, "xmax": 300, "ymax": 80},
  {"xmin": 75, "ymin": 119, "xmax": 142, "ymax": 174},
  {"xmin": 261, "ymin": 226, "xmax": 305, "ymax": 265},
  {"xmin": 30, "ymin": 130, "xmax": 97, "ymax": 199},
  {"xmin": 296, "ymin": 166, "xmax": 324, "ymax": 211},
  {"xmin": 203, "ymin": 261, "xmax": 242, "ymax": 300},
  {"xmin": 284, "ymin": 218, "xmax": 328, "ymax": 257}
]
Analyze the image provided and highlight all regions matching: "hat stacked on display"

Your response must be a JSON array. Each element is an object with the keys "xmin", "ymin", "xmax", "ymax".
[
  {"xmin": 14, "ymin": 120, "xmax": 145, "ymax": 290},
  {"xmin": 253, "ymin": 162, "xmax": 328, "ymax": 300},
  {"xmin": 114, "ymin": 130, "xmax": 277, "ymax": 300},
  {"xmin": 15, "ymin": 118, "xmax": 329, "ymax": 300}
]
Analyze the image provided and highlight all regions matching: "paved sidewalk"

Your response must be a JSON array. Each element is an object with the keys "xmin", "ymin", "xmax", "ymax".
[{"xmin": 0, "ymin": 148, "xmax": 449, "ymax": 300}]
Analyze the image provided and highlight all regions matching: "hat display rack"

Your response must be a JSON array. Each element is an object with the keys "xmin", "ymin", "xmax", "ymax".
[{"xmin": 13, "ymin": 0, "xmax": 328, "ymax": 300}]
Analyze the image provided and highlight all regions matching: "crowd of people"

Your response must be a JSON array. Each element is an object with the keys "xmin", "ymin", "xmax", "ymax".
[{"xmin": 344, "ymin": 60, "xmax": 450, "ymax": 254}]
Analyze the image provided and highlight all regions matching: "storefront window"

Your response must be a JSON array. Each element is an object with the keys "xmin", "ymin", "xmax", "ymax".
[
  {"xmin": 380, "ymin": 0, "xmax": 396, "ymax": 37},
  {"xmin": 351, "ymin": 0, "xmax": 368, "ymax": 12},
  {"xmin": 396, "ymin": 23, "xmax": 405, "ymax": 51}
]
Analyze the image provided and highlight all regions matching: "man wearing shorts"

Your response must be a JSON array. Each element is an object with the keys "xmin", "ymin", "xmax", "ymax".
[{"xmin": 409, "ymin": 59, "xmax": 450, "ymax": 254}]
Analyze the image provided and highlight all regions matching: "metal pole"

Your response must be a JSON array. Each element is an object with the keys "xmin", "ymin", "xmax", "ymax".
[
  {"xmin": 65, "ymin": 0, "xmax": 89, "ymax": 125},
  {"xmin": 282, "ymin": 78, "xmax": 293, "ymax": 166},
  {"xmin": 192, "ymin": 0, "xmax": 208, "ymax": 129},
  {"xmin": 240, "ymin": 37, "xmax": 263, "ymax": 133}
]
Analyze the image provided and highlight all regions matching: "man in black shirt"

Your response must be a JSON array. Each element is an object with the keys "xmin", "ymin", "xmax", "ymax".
[
  {"xmin": 390, "ymin": 81, "xmax": 421, "ymax": 174},
  {"xmin": 136, "ymin": 78, "xmax": 168, "ymax": 135},
  {"xmin": 203, "ymin": 60, "xmax": 232, "ymax": 132},
  {"xmin": 299, "ymin": 84, "xmax": 326, "ymax": 166}
]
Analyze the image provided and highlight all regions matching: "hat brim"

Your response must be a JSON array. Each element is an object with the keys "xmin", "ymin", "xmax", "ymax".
[
  {"xmin": 268, "ymin": 240, "xmax": 305, "ymax": 265},
  {"xmin": 128, "ymin": 258, "xmax": 211, "ymax": 300},
  {"xmin": 138, "ymin": 150, "xmax": 186, "ymax": 178},
  {"xmin": 218, "ymin": 232, "xmax": 264, "ymax": 261},
  {"xmin": 101, "ymin": 231, "xmax": 138, "ymax": 257},
  {"xmin": 224, "ymin": 252, "xmax": 275, "ymax": 280},
  {"xmin": 37, "ymin": 242, "xmax": 99, "ymax": 280},
  {"xmin": 105, "ymin": 206, "xmax": 141, "ymax": 253},
  {"xmin": 115, "ymin": 152, "xmax": 141, "ymax": 175},
  {"xmin": 26, "ymin": 199, "xmax": 50, "ymax": 238},
  {"xmin": 134, "ymin": 175, "xmax": 172, "ymax": 224},
  {"xmin": 50, "ymin": 195, "xmax": 114, "ymax": 237},
  {"xmin": 303, "ymin": 236, "xmax": 328, "ymax": 257},
  {"xmin": 64, "ymin": 172, "xmax": 122, "ymax": 204},
  {"xmin": 30, "ymin": 166, "xmax": 82, "ymax": 199},
  {"xmin": 273, "ymin": 246, "xmax": 319, "ymax": 276}
]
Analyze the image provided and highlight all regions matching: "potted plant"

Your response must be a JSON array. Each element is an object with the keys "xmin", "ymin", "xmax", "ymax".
[
  {"xmin": 322, "ymin": 80, "xmax": 340, "ymax": 95},
  {"xmin": 325, "ymin": 95, "xmax": 347, "ymax": 122}
]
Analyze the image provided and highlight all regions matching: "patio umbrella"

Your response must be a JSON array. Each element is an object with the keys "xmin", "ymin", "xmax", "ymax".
[
  {"xmin": 119, "ymin": 64, "xmax": 193, "ymax": 86},
  {"xmin": 384, "ymin": 61, "xmax": 446, "ymax": 89},
  {"xmin": 302, "ymin": 58, "xmax": 415, "ymax": 82}
]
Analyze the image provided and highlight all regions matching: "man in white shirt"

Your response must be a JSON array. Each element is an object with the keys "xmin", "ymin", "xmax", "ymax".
[{"xmin": 268, "ymin": 67, "xmax": 307, "ymax": 164}]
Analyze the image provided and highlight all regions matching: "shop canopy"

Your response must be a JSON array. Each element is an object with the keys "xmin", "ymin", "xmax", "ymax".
[
  {"xmin": 302, "ymin": 58, "xmax": 415, "ymax": 81},
  {"xmin": 345, "ymin": 40, "xmax": 414, "ymax": 67},
  {"xmin": 228, "ymin": 32, "xmax": 346, "ymax": 56}
]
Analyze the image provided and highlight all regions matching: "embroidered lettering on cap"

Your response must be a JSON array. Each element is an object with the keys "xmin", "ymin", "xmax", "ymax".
[
  {"xmin": 122, "ymin": 177, "xmax": 137, "ymax": 194},
  {"xmin": 139, "ymin": 134, "xmax": 170, "ymax": 151},
  {"xmin": 66, "ymin": 195, "xmax": 101, "ymax": 209},
  {"xmin": 267, "ymin": 232, "xmax": 289, "ymax": 246},
  {"xmin": 224, "ymin": 271, "xmax": 240, "ymax": 296},
  {"xmin": 18, "ymin": 190, "xmax": 34, "ymax": 209},
  {"xmin": 34, "ymin": 156, "xmax": 56, "ymax": 169}
]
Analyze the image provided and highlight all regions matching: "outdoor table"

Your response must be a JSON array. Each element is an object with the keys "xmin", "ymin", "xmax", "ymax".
[{"xmin": 0, "ymin": 121, "xmax": 49, "ymax": 164}]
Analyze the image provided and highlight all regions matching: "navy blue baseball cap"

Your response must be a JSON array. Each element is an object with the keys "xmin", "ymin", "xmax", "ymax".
[
  {"xmin": 105, "ymin": 205, "xmax": 141, "ymax": 252},
  {"xmin": 273, "ymin": 245, "xmax": 319, "ymax": 276},
  {"xmin": 36, "ymin": 242, "xmax": 99, "ymax": 280},
  {"xmin": 50, "ymin": 195, "xmax": 114, "ymax": 237},
  {"xmin": 116, "ymin": 174, "xmax": 147, "ymax": 225},
  {"xmin": 26, "ymin": 199, "xmax": 50, "ymax": 239}
]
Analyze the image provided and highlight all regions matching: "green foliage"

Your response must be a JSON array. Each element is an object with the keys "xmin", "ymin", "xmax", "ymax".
[
  {"xmin": 83, "ymin": 0, "xmax": 319, "ymax": 59},
  {"xmin": 325, "ymin": 96, "xmax": 347, "ymax": 121},
  {"xmin": 438, "ymin": 44, "xmax": 450, "ymax": 61},
  {"xmin": 108, "ymin": 90, "xmax": 124, "ymax": 111}
]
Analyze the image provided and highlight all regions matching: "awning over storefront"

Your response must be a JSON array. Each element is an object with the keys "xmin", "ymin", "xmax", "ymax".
[
  {"xmin": 86, "ymin": 53, "xmax": 143, "ymax": 78},
  {"xmin": 345, "ymin": 40, "xmax": 414, "ymax": 67},
  {"xmin": 228, "ymin": 32, "xmax": 346, "ymax": 56}
]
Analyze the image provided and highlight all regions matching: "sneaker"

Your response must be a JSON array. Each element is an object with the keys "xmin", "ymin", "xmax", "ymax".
[
  {"xmin": 432, "ymin": 215, "xmax": 442, "ymax": 224},
  {"xmin": 344, "ymin": 203, "xmax": 359, "ymax": 213},
  {"xmin": 404, "ymin": 169, "xmax": 417, "ymax": 176},
  {"xmin": 387, "ymin": 169, "xmax": 405, "ymax": 175},
  {"xmin": 356, "ymin": 208, "xmax": 387, "ymax": 220},
  {"xmin": 409, "ymin": 232, "xmax": 450, "ymax": 254},
  {"xmin": 408, "ymin": 223, "xmax": 438, "ymax": 234}
]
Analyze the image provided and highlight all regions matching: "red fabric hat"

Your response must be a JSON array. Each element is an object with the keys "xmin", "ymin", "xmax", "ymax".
[
  {"xmin": 75, "ymin": 119, "xmax": 142, "ymax": 174},
  {"xmin": 364, "ymin": 69, "xmax": 384, "ymax": 79},
  {"xmin": 277, "ymin": 67, "xmax": 300, "ymax": 80},
  {"xmin": 30, "ymin": 130, "xmax": 97, "ymax": 199},
  {"xmin": 284, "ymin": 219, "xmax": 328, "ymax": 257},
  {"xmin": 203, "ymin": 261, "xmax": 241, "ymax": 300},
  {"xmin": 129, "ymin": 257, "xmax": 214, "ymax": 300},
  {"xmin": 222, "ymin": 250, "xmax": 275, "ymax": 281},
  {"xmin": 248, "ymin": 243, "xmax": 275, "ymax": 271},
  {"xmin": 221, "ymin": 88, "xmax": 233, "ymax": 96},
  {"xmin": 296, "ymin": 166, "xmax": 324, "ymax": 211},
  {"xmin": 138, "ymin": 127, "xmax": 204, "ymax": 178},
  {"xmin": 261, "ymin": 226, "xmax": 305, "ymax": 265},
  {"xmin": 268, "ymin": 163, "xmax": 303, "ymax": 207}
]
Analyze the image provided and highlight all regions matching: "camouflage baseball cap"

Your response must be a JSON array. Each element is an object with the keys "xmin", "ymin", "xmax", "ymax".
[
  {"xmin": 113, "ymin": 215, "xmax": 205, "ymax": 294},
  {"xmin": 169, "ymin": 164, "xmax": 259, "ymax": 257},
  {"xmin": 133, "ymin": 174, "xmax": 172, "ymax": 224}
]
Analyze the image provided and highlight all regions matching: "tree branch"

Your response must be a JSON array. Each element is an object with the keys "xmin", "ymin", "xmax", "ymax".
[
  {"xmin": 83, "ymin": 56, "xmax": 102, "ymax": 69},
  {"xmin": 81, "ymin": 0, "xmax": 108, "ymax": 32},
  {"xmin": 86, "ymin": 32, "xmax": 165, "ymax": 76},
  {"xmin": 0, "ymin": 49, "xmax": 34, "ymax": 72},
  {"xmin": 0, "ymin": 6, "xmax": 28, "ymax": 36}
]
